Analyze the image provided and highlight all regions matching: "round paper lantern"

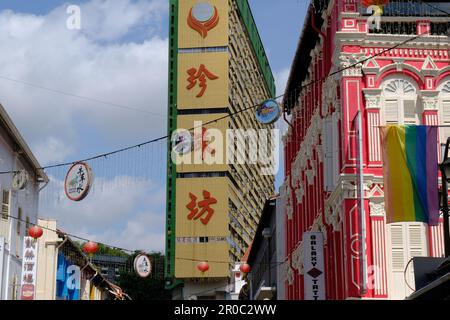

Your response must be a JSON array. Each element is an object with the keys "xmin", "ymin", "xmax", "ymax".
[
  {"xmin": 197, "ymin": 261, "xmax": 209, "ymax": 273},
  {"xmin": 82, "ymin": 241, "xmax": 99, "ymax": 256},
  {"xmin": 240, "ymin": 263, "xmax": 251, "ymax": 274},
  {"xmin": 28, "ymin": 225, "xmax": 43, "ymax": 240}
]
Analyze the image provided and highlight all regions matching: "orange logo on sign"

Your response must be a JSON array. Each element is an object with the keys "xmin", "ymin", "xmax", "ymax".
[
  {"xmin": 187, "ymin": 2, "xmax": 219, "ymax": 38},
  {"xmin": 187, "ymin": 64, "xmax": 219, "ymax": 98},
  {"xmin": 186, "ymin": 190, "xmax": 217, "ymax": 225}
]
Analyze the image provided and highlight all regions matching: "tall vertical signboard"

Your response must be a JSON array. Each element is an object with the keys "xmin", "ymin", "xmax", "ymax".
[
  {"xmin": 20, "ymin": 236, "xmax": 38, "ymax": 300},
  {"xmin": 303, "ymin": 232, "xmax": 326, "ymax": 300}
]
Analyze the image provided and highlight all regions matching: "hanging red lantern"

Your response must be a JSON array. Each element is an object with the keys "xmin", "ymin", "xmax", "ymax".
[
  {"xmin": 240, "ymin": 263, "xmax": 251, "ymax": 274},
  {"xmin": 197, "ymin": 261, "xmax": 209, "ymax": 273},
  {"xmin": 28, "ymin": 225, "xmax": 43, "ymax": 240},
  {"xmin": 82, "ymin": 241, "xmax": 98, "ymax": 256},
  {"xmin": 362, "ymin": 0, "xmax": 389, "ymax": 7}
]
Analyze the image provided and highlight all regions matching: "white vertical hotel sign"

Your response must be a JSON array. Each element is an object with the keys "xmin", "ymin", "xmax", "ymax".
[
  {"xmin": 0, "ymin": 237, "xmax": 4, "ymax": 298},
  {"xmin": 303, "ymin": 232, "xmax": 326, "ymax": 300},
  {"xmin": 20, "ymin": 236, "xmax": 38, "ymax": 300}
]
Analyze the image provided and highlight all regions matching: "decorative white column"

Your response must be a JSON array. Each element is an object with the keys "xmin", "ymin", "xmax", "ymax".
[{"xmin": 364, "ymin": 91, "xmax": 382, "ymax": 165}]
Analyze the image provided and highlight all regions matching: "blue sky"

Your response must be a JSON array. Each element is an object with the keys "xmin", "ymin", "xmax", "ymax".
[{"xmin": 0, "ymin": 0, "xmax": 308, "ymax": 252}]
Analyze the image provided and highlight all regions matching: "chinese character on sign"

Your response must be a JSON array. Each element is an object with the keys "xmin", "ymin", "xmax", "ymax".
[
  {"xmin": 23, "ymin": 273, "xmax": 34, "ymax": 284},
  {"xmin": 193, "ymin": 127, "xmax": 216, "ymax": 160},
  {"xmin": 24, "ymin": 262, "xmax": 35, "ymax": 272},
  {"xmin": 25, "ymin": 238, "xmax": 35, "ymax": 249},
  {"xmin": 24, "ymin": 250, "xmax": 35, "ymax": 261},
  {"xmin": 186, "ymin": 64, "xmax": 219, "ymax": 98},
  {"xmin": 186, "ymin": 190, "xmax": 217, "ymax": 225}
]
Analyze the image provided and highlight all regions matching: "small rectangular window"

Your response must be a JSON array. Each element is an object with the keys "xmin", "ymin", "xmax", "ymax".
[
  {"xmin": 2, "ymin": 190, "xmax": 10, "ymax": 220},
  {"xmin": 17, "ymin": 208, "xmax": 22, "ymax": 235}
]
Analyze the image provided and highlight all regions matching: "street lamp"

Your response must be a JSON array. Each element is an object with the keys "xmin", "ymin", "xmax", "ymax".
[{"xmin": 439, "ymin": 137, "xmax": 450, "ymax": 257}]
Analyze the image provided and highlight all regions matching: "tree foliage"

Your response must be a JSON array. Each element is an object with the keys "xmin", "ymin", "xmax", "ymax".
[{"xmin": 117, "ymin": 252, "xmax": 171, "ymax": 300}]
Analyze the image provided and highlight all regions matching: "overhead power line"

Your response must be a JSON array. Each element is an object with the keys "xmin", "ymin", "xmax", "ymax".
[
  {"xmin": 0, "ymin": 28, "xmax": 438, "ymax": 176},
  {"xmin": 0, "ymin": 75, "xmax": 164, "ymax": 117}
]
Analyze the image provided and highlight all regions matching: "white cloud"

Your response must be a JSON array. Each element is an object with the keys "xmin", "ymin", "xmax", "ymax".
[
  {"xmin": 34, "ymin": 136, "xmax": 75, "ymax": 164},
  {"xmin": 0, "ymin": 0, "xmax": 168, "ymax": 166},
  {"xmin": 0, "ymin": 0, "xmax": 169, "ymax": 253},
  {"xmin": 275, "ymin": 67, "xmax": 290, "ymax": 96},
  {"xmin": 40, "ymin": 175, "xmax": 166, "ymax": 252}
]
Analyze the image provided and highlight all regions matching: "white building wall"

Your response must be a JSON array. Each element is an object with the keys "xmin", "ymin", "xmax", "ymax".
[
  {"xmin": 35, "ymin": 219, "xmax": 59, "ymax": 300},
  {"xmin": 0, "ymin": 133, "xmax": 41, "ymax": 300}
]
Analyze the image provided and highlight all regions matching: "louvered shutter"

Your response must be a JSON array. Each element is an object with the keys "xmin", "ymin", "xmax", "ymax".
[
  {"xmin": 403, "ymin": 100, "xmax": 417, "ymax": 124},
  {"xmin": 0, "ymin": 190, "xmax": 10, "ymax": 240},
  {"xmin": 389, "ymin": 223, "xmax": 406, "ymax": 300},
  {"xmin": 442, "ymin": 100, "xmax": 450, "ymax": 123},
  {"xmin": 406, "ymin": 223, "xmax": 428, "ymax": 295},
  {"xmin": 388, "ymin": 222, "xmax": 428, "ymax": 299},
  {"xmin": 1, "ymin": 190, "xmax": 9, "ymax": 220},
  {"xmin": 441, "ymin": 100, "xmax": 450, "ymax": 145},
  {"xmin": 385, "ymin": 99, "xmax": 399, "ymax": 124}
]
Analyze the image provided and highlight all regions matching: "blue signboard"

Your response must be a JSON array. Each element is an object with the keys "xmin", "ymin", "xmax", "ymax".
[{"xmin": 56, "ymin": 253, "xmax": 80, "ymax": 300}]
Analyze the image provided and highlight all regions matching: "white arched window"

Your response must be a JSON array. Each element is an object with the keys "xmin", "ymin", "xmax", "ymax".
[
  {"xmin": 439, "ymin": 79, "xmax": 450, "ymax": 143},
  {"xmin": 382, "ymin": 78, "xmax": 419, "ymax": 125},
  {"xmin": 439, "ymin": 80, "xmax": 450, "ymax": 115}
]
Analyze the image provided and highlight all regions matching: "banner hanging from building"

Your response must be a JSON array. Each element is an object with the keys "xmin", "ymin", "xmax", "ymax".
[
  {"xmin": 20, "ymin": 236, "xmax": 38, "ymax": 300},
  {"xmin": 303, "ymin": 232, "xmax": 326, "ymax": 300},
  {"xmin": 381, "ymin": 125, "xmax": 439, "ymax": 226}
]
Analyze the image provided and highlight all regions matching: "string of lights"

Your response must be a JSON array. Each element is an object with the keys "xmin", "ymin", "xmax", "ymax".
[
  {"xmin": 0, "ymin": 28, "xmax": 436, "ymax": 176},
  {"xmin": 1, "ymin": 0, "xmax": 448, "ymax": 270},
  {"xmin": 3, "ymin": 211, "xmax": 287, "ymax": 266}
]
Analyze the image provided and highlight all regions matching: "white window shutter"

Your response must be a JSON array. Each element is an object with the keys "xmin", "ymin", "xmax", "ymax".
[
  {"xmin": 403, "ymin": 100, "xmax": 417, "ymax": 124},
  {"xmin": 388, "ymin": 222, "xmax": 428, "ymax": 299},
  {"xmin": 385, "ymin": 99, "xmax": 399, "ymax": 124},
  {"xmin": 442, "ymin": 100, "xmax": 450, "ymax": 123},
  {"xmin": 441, "ymin": 100, "xmax": 450, "ymax": 145},
  {"xmin": 390, "ymin": 224, "xmax": 405, "ymax": 272}
]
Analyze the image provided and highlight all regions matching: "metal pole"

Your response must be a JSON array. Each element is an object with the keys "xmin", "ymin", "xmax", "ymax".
[
  {"xmin": 441, "ymin": 138, "xmax": 450, "ymax": 257},
  {"xmin": 356, "ymin": 110, "xmax": 367, "ymax": 293}
]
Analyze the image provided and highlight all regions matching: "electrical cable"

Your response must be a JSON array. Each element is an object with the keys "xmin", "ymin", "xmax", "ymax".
[
  {"xmin": 0, "ymin": 75, "xmax": 165, "ymax": 117},
  {"xmin": 0, "ymin": 29, "xmax": 435, "ymax": 176},
  {"xmin": 1, "ymin": 0, "xmax": 448, "ymax": 276}
]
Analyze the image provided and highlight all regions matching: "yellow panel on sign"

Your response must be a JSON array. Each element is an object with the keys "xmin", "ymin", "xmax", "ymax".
[
  {"xmin": 176, "ymin": 177, "xmax": 229, "ymax": 237},
  {"xmin": 177, "ymin": 52, "xmax": 229, "ymax": 109},
  {"xmin": 175, "ymin": 242, "xmax": 230, "ymax": 278},
  {"xmin": 178, "ymin": 0, "xmax": 229, "ymax": 49},
  {"xmin": 174, "ymin": 114, "xmax": 228, "ymax": 173}
]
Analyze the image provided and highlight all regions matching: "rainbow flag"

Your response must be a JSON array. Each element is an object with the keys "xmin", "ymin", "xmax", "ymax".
[{"xmin": 381, "ymin": 125, "xmax": 439, "ymax": 226}]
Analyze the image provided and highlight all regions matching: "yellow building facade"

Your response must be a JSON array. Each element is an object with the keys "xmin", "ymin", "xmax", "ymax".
[{"xmin": 166, "ymin": 0, "xmax": 275, "ymax": 299}]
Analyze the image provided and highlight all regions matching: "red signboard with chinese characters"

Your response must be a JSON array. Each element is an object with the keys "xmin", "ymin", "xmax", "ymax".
[{"xmin": 21, "ymin": 236, "xmax": 38, "ymax": 300}]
